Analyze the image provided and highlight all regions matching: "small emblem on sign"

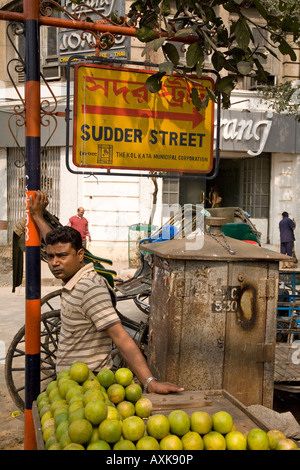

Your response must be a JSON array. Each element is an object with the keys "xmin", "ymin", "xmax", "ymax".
[{"xmin": 98, "ymin": 145, "xmax": 113, "ymax": 165}]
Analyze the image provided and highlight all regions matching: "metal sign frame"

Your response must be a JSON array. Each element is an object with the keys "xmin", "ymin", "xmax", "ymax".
[{"xmin": 66, "ymin": 55, "xmax": 221, "ymax": 180}]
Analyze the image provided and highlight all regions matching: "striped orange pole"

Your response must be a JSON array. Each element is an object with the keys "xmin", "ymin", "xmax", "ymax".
[{"xmin": 24, "ymin": 0, "xmax": 41, "ymax": 450}]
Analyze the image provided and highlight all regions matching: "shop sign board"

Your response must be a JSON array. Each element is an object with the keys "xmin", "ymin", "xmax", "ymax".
[
  {"xmin": 73, "ymin": 64, "xmax": 215, "ymax": 173},
  {"xmin": 58, "ymin": 0, "xmax": 130, "ymax": 64}
]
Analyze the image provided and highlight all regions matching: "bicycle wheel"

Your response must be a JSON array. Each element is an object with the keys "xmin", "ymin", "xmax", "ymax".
[{"xmin": 5, "ymin": 310, "xmax": 61, "ymax": 412}]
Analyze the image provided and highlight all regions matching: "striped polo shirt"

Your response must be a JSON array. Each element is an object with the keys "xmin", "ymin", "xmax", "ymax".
[{"xmin": 56, "ymin": 263, "xmax": 121, "ymax": 373}]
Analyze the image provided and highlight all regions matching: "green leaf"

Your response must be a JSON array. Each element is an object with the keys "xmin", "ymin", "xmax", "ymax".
[
  {"xmin": 253, "ymin": 0, "xmax": 269, "ymax": 20},
  {"xmin": 163, "ymin": 43, "xmax": 180, "ymax": 66},
  {"xmin": 196, "ymin": 60, "xmax": 204, "ymax": 78},
  {"xmin": 136, "ymin": 26, "xmax": 156, "ymax": 43},
  {"xmin": 161, "ymin": 0, "xmax": 171, "ymax": 16},
  {"xmin": 223, "ymin": 1, "xmax": 237, "ymax": 13},
  {"xmin": 278, "ymin": 38, "xmax": 297, "ymax": 61},
  {"xmin": 234, "ymin": 17, "xmax": 251, "ymax": 51},
  {"xmin": 153, "ymin": 37, "xmax": 166, "ymax": 52},
  {"xmin": 206, "ymin": 86, "xmax": 216, "ymax": 103},
  {"xmin": 174, "ymin": 27, "xmax": 197, "ymax": 38},
  {"xmin": 186, "ymin": 42, "xmax": 204, "ymax": 68},
  {"xmin": 237, "ymin": 60, "xmax": 253, "ymax": 75},
  {"xmin": 190, "ymin": 87, "xmax": 202, "ymax": 111},
  {"xmin": 216, "ymin": 76, "xmax": 236, "ymax": 94},
  {"xmin": 159, "ymin": 61, "xmax": 174, "ymax": 75},
  {"xmin": 146, "ymin": 72, "xmax": 166, "ymax": 93},
  {"xmin": 211, "ymin": 51, "xmax": 226, "ymax": 72}
]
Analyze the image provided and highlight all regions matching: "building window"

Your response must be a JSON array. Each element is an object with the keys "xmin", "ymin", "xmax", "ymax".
[
  {"xmin": 241, "ymin": 154, "xmax": 270, "ymax": 218},
  {"xmin": 162, "ymin": 177, "xmax": 180, "ymax": 206}
]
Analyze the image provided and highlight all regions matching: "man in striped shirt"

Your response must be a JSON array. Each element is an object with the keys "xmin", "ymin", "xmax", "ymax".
[{"xmin": 29, "ymin": 190, "xmax": 184, "ymax": 395}]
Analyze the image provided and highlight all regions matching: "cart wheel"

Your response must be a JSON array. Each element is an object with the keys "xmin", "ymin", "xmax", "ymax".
[
  {"xmin": 5, "ymin": 310, "xmax": 61, "ymax": 412},
  {"xmin": 41, "ymin": 288, "xmax": 62, "ymax": 313}
]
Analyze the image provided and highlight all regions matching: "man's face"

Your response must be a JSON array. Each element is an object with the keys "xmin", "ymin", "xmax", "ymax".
[
  {"xmin": 77, "ymin": 208, "xmax": 85, "ymax": 217},
  {"xmin": 46, "ymin": 242, "xmax": 84, "ymax": 282}
]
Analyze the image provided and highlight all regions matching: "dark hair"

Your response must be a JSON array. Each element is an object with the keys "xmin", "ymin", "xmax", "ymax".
[
  {"xmin": 45, "ymin": 226, "xmax": 83, "ymax": 251},
  {"xmin": 282, "ymin": 211, "xmax": 289, "ymax": 218}
]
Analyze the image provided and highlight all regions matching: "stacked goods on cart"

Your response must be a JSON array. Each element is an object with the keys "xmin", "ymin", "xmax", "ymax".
[{"xmin": 36, "ymin": 362, "xmax": 298, "ymax": 451}]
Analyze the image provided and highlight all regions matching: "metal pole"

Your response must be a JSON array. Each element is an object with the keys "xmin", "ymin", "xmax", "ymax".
[{"xmin": 24, "ymin": 0, "xmax": 41, "ymax": 450}]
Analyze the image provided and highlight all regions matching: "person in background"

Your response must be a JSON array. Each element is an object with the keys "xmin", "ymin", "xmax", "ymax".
[
  {"xmin": 67, "ymin": 207, "xmax": 91, "ymax": 249},
  {"xmin": 279, "ymin": 211, "xmax": 296, "ymax": 269},
  {"xmin": 208, "ymin": 186, "xmax": 222, "ymax": 208}
]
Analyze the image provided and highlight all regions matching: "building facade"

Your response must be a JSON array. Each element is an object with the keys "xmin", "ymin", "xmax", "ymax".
[{"xmin": 0, "ymin": 1, "xmax": 299, "ymax": 266}]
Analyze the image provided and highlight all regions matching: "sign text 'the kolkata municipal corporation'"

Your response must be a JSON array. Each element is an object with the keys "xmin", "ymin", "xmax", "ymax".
[{"xmin": 73, "ymin": 65, "xmax": 215, "ymax": 173}]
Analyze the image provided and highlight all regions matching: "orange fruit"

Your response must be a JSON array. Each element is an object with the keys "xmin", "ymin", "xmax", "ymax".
[
  {"xmin": 42, "ymin": 417, "xmax": 55, "ymax": 432},
  {"xmin": 59, "ymin": 430, "xmax": 72, "ymax": 449},
  {"xmin": 181, "ymin": 431, "xmax": 204, "ymax": 450},
  {"xmin": 87, "ymin": 426, "xmax": 100, "ymax": 445},
  {"xmin": 168, "ymin": 410, "xmax": 190, "ymax": 436},
  {"xmin": 97, "ymin": 369, "xmax": 115, "ymax": 388},
  {"xmin": 98, "ymin": 419, "xmax": 122, "ymax": 443},
  {"xmin": 48, "ymin": 388, "xmax": 61, "ymax": 403},
  {"xmin": 87, "ymin": 440, "xmax": 111, "ymax": 450},
  {"xmin": 107, "ymin": 383, "xmax": 126, "ymax": 404},
  {"xmin": 114, "ymin": 368, "xmax": 134, "ymax": 387},
  {"xmin": 46, "ymin": 380, "xmax": 58, "ymax": 395},
  {"xmin": 38, "ymin": 399, "xmax": 50, "ymax": 413},
  {"xmin": 113, "ymin": 440, "xmax": 137, "ymax": 450},
  {"xmin": 276, "ymin": 438, "xmax": 298, "ymax": 450},
  {"xmin": 69, "ymin": 362, "xmax": 90, "ymax": 383},
  {"xmin": 56, "ymin": 420, "xmax": 69, "ymax": 441},
  {"xmin": 212, "ymin": 411, "xmax": 233, "ymax": 434},
  {"xmin": 48, "ymin": 442, "xmax": 61, "ymax": 450},
  {"xmin": 56, "ymin": 370, "xmax": 69, "ymax": 382},
  {"xmin": 65, "ymin": 385, "xmax": 84, "ymax": 404},
  {"xmin": 122, "ymin": 416, "xmax": 145, "ymax": 441},
  {"xmin": 160, "ymin": 434, "xmax": 183, "ymax": 450},
  {"xmin": 63, "ymin": 443, "xmax": 85, "ymax": 450},
  {"xmin": 68, "ymin": 400, "xmax": 84, "ymax": 415},
  {"xmin": 82, "ymin": 378, "xmax": 101, "ymax": 392},
  {"xmin": 125, "ymin": 383, "xmax": 142, "ymax": 403},
  {"xmin": 39, "ymin": 404, "xmax": 51, "ymax": 418},
  {"xmin": 84, "ymin": 399, "xmax": 108, "ymax": 425},
  {"xmin": 135, "ymin": 397, "xmax": 153, "ymax": 418},
  {"xmin": 54, "ymin": 411, "xmax": 69, "ymax": 429},
  {"xmin": 267, "ymin": 430, "xmax": 286, "ymax": 450},
  {"xmin": 58, "ymin": 379, "xmax": 78, "ymax": 398},
  {"xmin": 83, "ymin": 389, "xmax": 105, "ymax": 406},
  {"xmin": 203, "ymin": 431, "xmax": 226, "ymax": 450},
  {"xmin": 107, "ymin": 405, "xmax": 122, "ymax": 421},
  {"xmin": 50, "ymin": 399, "xmax": 67, "ymax": 415},
  {"xmin": 68, "ymin": 407, "xmax": 85, "ymax": 424},
  {"xmin": 190, "ymin": 411, "xmax": 212, "ymax": 435},
  {"xmin": 117, "ymin": 401, "xmax": 135, "ymax": 419},
  {"xmin": 43, "ymin": 426, "xmax": 56, "ymax": 443},
  {"xmin": 37, "ymin": 391, "xmax": 48, "ymax": 405},
  {"xmin": 136, "ymin": 436, "xmax": 160, "ymax": 450},
  {"xmin": 45, "ymin": 435, "xmax": 58, "ymax": 450},
  {"xmin": 247, "ymin": 428, "xmax": 269, "ymax": 450},
  {"xmin": 68, "ymin": 418, "xmax": 93, "ymax": 444},
  {"xmin": 225, "ymin": 431, "xmax": 247, "ymax": 450},
  {"xmin": 147, "ymin": 414, "xmax": 170, "ymax": 440}
]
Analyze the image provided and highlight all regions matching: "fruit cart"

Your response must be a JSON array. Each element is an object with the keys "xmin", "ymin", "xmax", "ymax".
[{"xmin": 31, "ymin": 389, "xmax": 272, "ymax": 451}]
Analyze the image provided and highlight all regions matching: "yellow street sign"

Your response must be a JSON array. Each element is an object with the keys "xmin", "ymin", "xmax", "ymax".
[{"xmin": 73, "ymin": 64, "xmax": 214, "ymax": 173}]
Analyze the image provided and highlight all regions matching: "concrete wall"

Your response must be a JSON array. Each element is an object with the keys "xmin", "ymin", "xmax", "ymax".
[{"xmin": 269, "ymin": 152, "xmax": 300, "ymax": 262}]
